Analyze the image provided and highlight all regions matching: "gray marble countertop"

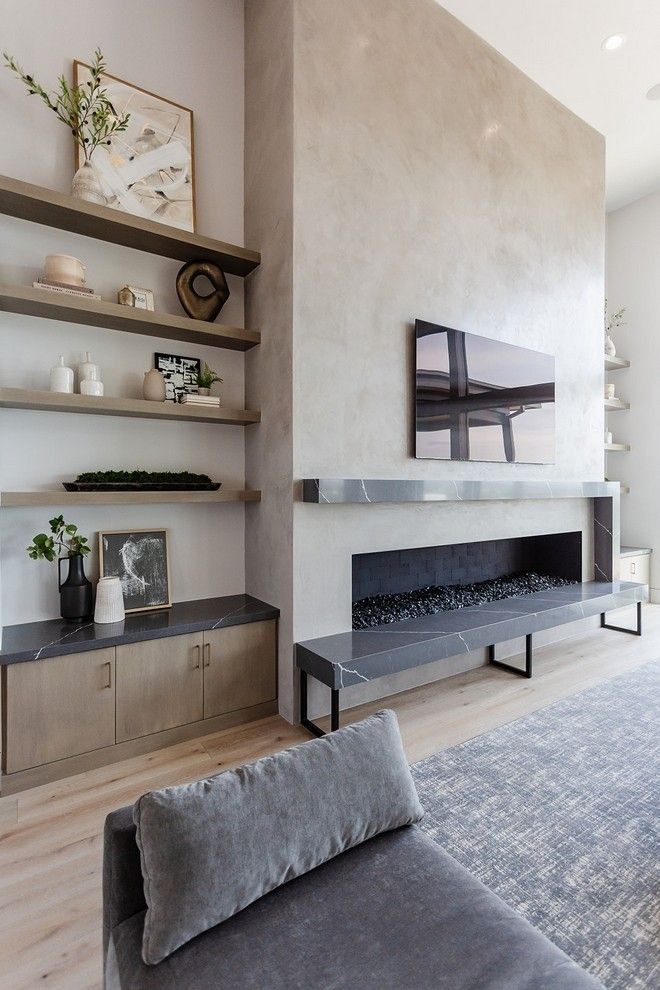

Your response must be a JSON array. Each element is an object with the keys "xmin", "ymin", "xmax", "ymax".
[
  {"xmin": 620, "ymin": 546, "xmax": 652, "ymax": 557},
  {"xmin": 0, "ymin": 594, "xmax": 279, "ymax": 664}
]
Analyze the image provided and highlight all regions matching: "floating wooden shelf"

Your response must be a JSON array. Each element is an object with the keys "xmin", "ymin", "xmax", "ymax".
[
  {"xmin": 0, "ymin": 174, "xmax": 260, "ymax": 276},
  {"xmin": 0, "ymin": 489, "xmax": 261, "ymax": 508},
  {"xmin": 605, "ymin": 442, "xmax": 630, "ymax": 452},
  {"xmin": 604, "ymin": 398, "xmax": 630, "ymax": 412},
  {"xmin": 0, "ymin": 284, "xmax": 260, "ymax": 352},
  {"xmin": 0, "ymin": 387, "xmax": 260, "ymax": 426},
  {"xmin": 604, "ymin": 355, "xmax": 630, "ymax": 372}
]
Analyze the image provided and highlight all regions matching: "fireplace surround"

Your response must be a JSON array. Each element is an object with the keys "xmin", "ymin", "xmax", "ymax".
[{"xmin": 296, "ymin": 479, "xmax": 643, "ymax": 737}]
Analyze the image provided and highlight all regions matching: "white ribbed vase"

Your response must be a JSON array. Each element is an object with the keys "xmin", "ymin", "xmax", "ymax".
[{"xmin": 94, "ymin": 577, "xmax": 125, "ymax": 624}]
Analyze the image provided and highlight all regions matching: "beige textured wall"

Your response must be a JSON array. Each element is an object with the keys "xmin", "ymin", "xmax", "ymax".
[
  {"xmin": 245, "ymin": 0, "xmax": 605, "ymax": 720},
  {"xmin": 244, "ymin": 0, "xmax": 296, "ymax": 714}
]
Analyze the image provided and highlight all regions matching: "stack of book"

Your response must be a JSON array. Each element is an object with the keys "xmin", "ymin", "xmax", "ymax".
[
  {"xmin": 32, "ymin": 277, "xmax": 101, "ymax": 301},
  {"xmin": 179, "ymin": 393, "xmax": 221, "ymax": 407}
]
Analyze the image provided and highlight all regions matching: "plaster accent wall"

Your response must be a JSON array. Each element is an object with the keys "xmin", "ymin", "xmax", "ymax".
[
  {"xmin": 606, "ymin": 190, "xmax": 660, "ymax": 599},
  {"xmin": 244, "ymin": 0, "xmax": 296, "ymax": 713},
  {"xmin": 0, "ymin": 0, "xmax": 246, "ymax": 624},
  {"xmin": 245, "ymin": 0, "xmax": 605, "ymax": 721}
]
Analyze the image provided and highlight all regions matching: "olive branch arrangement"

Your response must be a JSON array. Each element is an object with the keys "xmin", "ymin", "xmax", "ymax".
[{"xmin": 3, "ymin": 47, "xmax": 130, "ymax": 163}]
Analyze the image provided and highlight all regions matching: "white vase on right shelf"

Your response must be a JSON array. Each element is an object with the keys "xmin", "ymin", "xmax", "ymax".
[{"xmin": 604, "ymin": 333, "xmax": 616, "ymax": 357}]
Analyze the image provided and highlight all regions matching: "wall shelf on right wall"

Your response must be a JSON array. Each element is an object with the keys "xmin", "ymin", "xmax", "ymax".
[{"xmin": 604, "ymin": 355, "xmax": 630, "ymax": 372}]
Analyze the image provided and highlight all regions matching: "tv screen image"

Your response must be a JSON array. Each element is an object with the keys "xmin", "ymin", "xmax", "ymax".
[{"xmin": 415, "ymin": 320, "xmax": 555, "ymax": 464}]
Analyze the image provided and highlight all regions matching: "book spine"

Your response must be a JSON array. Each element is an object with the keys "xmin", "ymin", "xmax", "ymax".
[
  {"xmin": 38, "ymin": 277, "xmax": 95, "ymax": 294},
  {"xmin": 33, "ymin": 282, "xmax": 101, "ymax": 301}
]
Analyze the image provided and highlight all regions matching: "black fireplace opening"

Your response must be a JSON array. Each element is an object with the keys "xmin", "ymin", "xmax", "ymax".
[{"xmin": 352, "ymin": 533, "xmax": 582, "ymax": 630}]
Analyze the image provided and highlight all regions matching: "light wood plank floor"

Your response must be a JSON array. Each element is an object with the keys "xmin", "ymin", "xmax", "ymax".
[{"xmin": 0, "ymin": 602, "xmax": 656, "ymax": 990}]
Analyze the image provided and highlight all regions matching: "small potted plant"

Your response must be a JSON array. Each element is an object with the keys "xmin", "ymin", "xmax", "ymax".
[
  {"xmin": 3, "ymin": 47, "xmax": 130, "ymax": 204},
  {"xmin": 196, "ymin": 362, "xmax": 223, "ymax": 396},
  {"xmin": 27, "ymin": 515, "xmax": 92, "ymax": 621}
]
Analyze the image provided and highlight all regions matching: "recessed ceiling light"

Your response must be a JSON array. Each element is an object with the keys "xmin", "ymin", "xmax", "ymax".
[
  {"xmin": 602, "ymin": 34, "xmax": 627, "ymax": 51},
  {"xmin": 647, "ymin": 84, "xmax": 660, "ymax": 100}
]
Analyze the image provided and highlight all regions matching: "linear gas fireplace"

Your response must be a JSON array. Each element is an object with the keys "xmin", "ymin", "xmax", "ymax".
[{"xmin": 352, "ymin": 533, "xmax": 582, "ymax": 630}]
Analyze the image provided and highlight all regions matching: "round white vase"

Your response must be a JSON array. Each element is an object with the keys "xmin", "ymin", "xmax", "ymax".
[
  {"xmin": 44, "ymin": 254, "xmax": 87, "ymax": 287},
  {"xmin": 50, "ymin": 355, "xmax": 74, "ymax": 393},
  {"xmin": 80, "ymin": 378, "xmax": 104, "ymax": 396},
  {"xmin": 94, "ymin": 577, "xmax": 125, "ymax": 624},
  {"xmin": 71, "ymin": 162, "xmax": 106, "ymax": 207},
  {"xmin": 604, "ymin": 333, "xmax": 616, "ymax": 357},
  {"xmin": 143, "ymin": 368, "xmax": 167, "ymax": 401},
  {"xmin": 78, "ymin": 351, "xmax": 100, "ymax": 381}
]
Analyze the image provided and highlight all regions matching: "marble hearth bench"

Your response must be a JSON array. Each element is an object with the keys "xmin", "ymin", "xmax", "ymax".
[{"xmin": 296, "ymin": 581, "xmax": 644, "ymax": 736}]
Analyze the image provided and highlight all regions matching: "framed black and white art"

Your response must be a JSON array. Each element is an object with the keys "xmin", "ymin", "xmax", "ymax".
[
  {"xmin": 99, "ymin": 529, "xmax": 171, "ymax": 613},
  {"xmin": 154, "ymin": 352, "xmax": 201, "ymax": 402}
]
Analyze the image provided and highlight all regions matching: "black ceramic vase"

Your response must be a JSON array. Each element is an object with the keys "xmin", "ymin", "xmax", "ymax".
[{"xmin": 58, "ymin": 553, "xmax": 93, "ymax": 622}]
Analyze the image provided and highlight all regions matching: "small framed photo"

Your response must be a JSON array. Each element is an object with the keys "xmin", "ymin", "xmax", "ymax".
[
  {"xmin": 118, "ymin": 285, "xmax": 155, "ymax": 310},
  {"xmin": 155, "ymin": 351, "xmax": 201, "ymax": 402},
  {"xmin": 99, "ymin": 529, "xmax": 171, "ymax": 613}
]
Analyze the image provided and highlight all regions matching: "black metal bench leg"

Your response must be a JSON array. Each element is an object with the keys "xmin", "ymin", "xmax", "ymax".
[
  {"xmin": 489, "ymin": 634, "xmax": 533, "ymax": 678},
  {"xmin": 299, "ymin": 669, "xmax": 340, "ymax": 737},
  {"xmin": 600, "ymin": 600, "xmax": 642, "ymax": 636},
  {"xmin": 331, "ymin": 688, "xmax": 340, "ymax": 732}
]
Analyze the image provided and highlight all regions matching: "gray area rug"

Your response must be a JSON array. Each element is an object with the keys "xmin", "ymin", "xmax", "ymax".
[{"xmin": 411, "ymin": 662, "xmax": 660, "ymax": 990}]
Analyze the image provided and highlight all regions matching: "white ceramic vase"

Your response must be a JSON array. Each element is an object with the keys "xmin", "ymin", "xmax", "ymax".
[
  {"xmin": 604, "ymin": 333, "xmax": 616, "ymax": 357},
  {"xmin": 71, "ymin": 161, "xmax": 106, "ymax": 206},
  {"xmin": 80, "ymin": 378, "xmax": 104, "ymax": 396},
  {"xmin": 78, "ymin": 351, "xmax": 99, "ymax": 381},
  {"xmin": 44, "ymin": 254, "xmax": 86, "ymax": 287},
  {"xmin": 94, "ymin": 577, "xmax": 125, "ymax": 624},
  {"xmin": 50, "ymin": 355, "xmax": 74, "ymax": 394}
]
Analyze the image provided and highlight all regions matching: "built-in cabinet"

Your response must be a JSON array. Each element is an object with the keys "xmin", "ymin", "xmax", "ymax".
[
  {"xmin": 2, "ymin": 620, "xmax": 277, "ymax": 785},
  {"xmin": 116, "ymin": 633, "xmax": 205, "ymax": 742},
  {"xmin": 4, "ymin": 648, "xmax": 116, "ymax": 773},
  {"xmin": 619, "ymin": 548, "xmax": 651, "ymax": 589},
  {"xmin": 204, "ymin": 621, "xmax": 277, "ymax": 718}
]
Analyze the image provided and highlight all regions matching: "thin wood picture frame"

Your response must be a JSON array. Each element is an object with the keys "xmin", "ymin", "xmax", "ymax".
[
  {"xmin": 98, "ymin": 528, "xmax": 172, "ymax": 613},
  {"xmin": 73, "ymin": 60, "xmax": 196, "ymax": 232}
]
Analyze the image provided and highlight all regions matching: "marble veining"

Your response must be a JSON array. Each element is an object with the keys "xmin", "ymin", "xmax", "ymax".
[
  {"xmin": 296, "ymin": 582, "xmax": 645, "ymax": 690},
  {"xmin": 0, "ymin": 594, "xmax": 279, "ymax": 665}
]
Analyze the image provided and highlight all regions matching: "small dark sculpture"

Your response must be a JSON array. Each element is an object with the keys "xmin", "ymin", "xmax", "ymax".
[{"xmin": 176, "ymin": 260, "xmax": 230, "ymax": 322}]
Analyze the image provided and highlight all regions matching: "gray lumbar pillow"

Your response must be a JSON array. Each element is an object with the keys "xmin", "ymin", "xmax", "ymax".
[{"xmin": 134, "ymin": 709, "xmax": 423, "ymax": 964}]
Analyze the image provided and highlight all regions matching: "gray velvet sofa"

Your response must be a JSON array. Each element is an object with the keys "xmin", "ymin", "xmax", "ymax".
[{"xmin": 103, "ymin": 712, "xmax": 603, "ymax": 990}]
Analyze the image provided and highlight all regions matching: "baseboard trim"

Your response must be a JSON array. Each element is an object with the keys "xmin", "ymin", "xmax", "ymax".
[{"xmin": 1, "ymin": 699, "xmax": 278, "ymax": 794}]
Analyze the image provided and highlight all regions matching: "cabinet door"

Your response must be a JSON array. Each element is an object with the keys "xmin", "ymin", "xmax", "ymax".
[
  {"xmin": 116, "ymin": 634, "xmax": 203, "ymax": 742},
  {"xmin": 4, "ymin": 648, "xmax": 115, "ymax": 773},
  {"xmin": 203, "ymin": 620, "xmax": 277, "ymax": 719}
]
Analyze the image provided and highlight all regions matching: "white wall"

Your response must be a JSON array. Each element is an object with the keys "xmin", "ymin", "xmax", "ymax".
[
  {"xmin": 607, "ymin": 189, "xmax": 660, "ymax": 598},
  {"xmin": 0, "ymin": 0, "xmax": 246, "ymax": 624}
]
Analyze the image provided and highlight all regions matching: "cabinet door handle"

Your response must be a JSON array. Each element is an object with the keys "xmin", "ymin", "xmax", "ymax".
[
  {"xmin": 631, "ymin": 561, "xmax": 636, "ymax": 575},
  {"xmin": 203, "ymin": 642, "xmax": 211, "ymax": 668},
  {"xmin": 104, "ymin": 661, "xmax": 112, "ymax": 689},
  {"xmin": 193, "ymin": 645, "xmax": 201, "ymax": 670}
]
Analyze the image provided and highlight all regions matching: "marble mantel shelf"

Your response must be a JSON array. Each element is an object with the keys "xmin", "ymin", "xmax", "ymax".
[{"xmin": 301, "ymin": 479, "xmax": 621, "ymax": 504}]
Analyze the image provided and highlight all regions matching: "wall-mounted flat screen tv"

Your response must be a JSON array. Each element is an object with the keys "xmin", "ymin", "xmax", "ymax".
[{"xmin": 415, "ymin": 319, "xmax": 555, "ymax": 464}]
